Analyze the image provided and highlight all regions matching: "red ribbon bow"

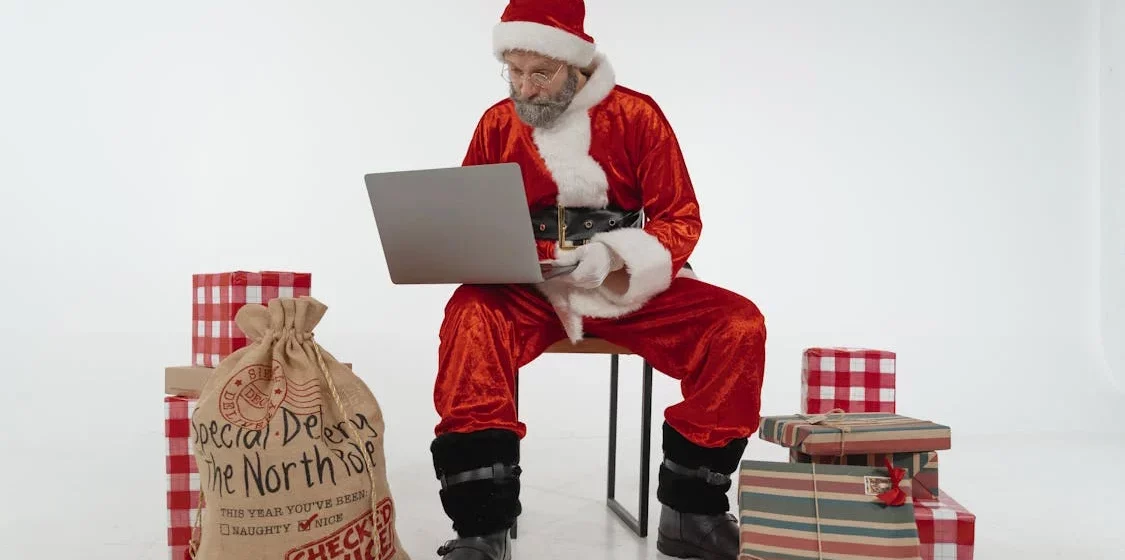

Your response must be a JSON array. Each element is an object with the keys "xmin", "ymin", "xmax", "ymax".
[{"xmin": 877, "ymin": 457, "xmax": 908, "ymax": 507}]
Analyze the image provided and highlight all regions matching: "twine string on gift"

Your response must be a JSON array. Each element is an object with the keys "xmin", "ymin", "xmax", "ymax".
[
  {"xmin": 798, "ymin": 408, "xmax": 920, "ymax": 457},
  {"xmin": 798, "ymin": 408, "xmax": 852, "ymax": 457},
  {"xmin": 742, "ymin": 463, "xmax": 825, "ymax": 560},
  {"xmin": 187, "ymin": 477, "xmax": 203, "ymax": 559},
  {"xmin": 742, "ymin": 457, "xmax": 907, "ymax": 560}
]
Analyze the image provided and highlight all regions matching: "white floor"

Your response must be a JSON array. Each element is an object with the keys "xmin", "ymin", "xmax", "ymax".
[
  {"xmin": 2, "ymin": 346, "xmax": 1123, "ymax": 560},
  {"xmin": 386, "ymin": 430, "xmax": 1125, "ymax": 560},
  {"xmin": 6, "ymin": 427, "xmax": 1125, "ymax": 560}
]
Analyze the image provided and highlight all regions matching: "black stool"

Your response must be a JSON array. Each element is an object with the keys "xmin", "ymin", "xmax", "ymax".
[{"xmin": 511, "ymin": 337, "xmax": 653, "ymax": 539}]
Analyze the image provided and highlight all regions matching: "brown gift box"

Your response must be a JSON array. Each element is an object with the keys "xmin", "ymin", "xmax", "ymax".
[
  {"xmin": 165, "ymin": 363, "xmax": 352, "ymax": 398},
  {"xmin": 164, "ymin": 366, "xmax": 214, "ymax": 398}
]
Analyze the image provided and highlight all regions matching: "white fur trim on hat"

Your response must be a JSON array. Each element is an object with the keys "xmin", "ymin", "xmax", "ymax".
[{"xmin": 493, "ymin": 21, "xmax": 596, "ymax": 67}]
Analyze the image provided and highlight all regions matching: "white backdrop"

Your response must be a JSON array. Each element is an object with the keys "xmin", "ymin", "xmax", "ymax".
[
  {"xmin": 1102, "ymin": 0, "xmax": 1124, "ymax": 388},
  {"xmin": 1, "ymin": 1, "xmax": 1123, "ymax": 558}
]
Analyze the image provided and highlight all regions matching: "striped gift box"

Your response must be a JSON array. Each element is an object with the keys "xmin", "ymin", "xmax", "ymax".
[
  {"xmin": 759, "ymin": 413, "xmax": 951, "ymax": 456},
  {"xmin": 790, "ymin": 450, "xmax": 940, "ymax": 501},
  {"xmin": 739, "ymin": 460, "xmax": 923, "ymax": 560}
]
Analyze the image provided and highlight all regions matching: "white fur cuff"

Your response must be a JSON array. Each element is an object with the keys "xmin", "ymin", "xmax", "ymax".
[{"xmin": 590, "ymin": 228, "xmax": 673, "ymax": 307}]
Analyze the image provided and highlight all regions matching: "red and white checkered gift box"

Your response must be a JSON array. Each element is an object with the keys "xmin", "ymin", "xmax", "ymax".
[
  {"xmin": 914, "ymin": 491, "xmax": 976, "ymax": 560},
  {"xmin": 165, "ymin": 395, "xmax": 199, "ymax": 560},
  {"xmin": 192, "ymin": 270, "xmax": 311, "ymax": 366},
  {"xmin": 801, "ymin": 347, "xmax": 896, "ymax": 414}
]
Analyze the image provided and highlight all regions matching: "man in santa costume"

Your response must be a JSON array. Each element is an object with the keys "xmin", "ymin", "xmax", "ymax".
[{"xmin": 429, "ymin": 1, "xmax": 766, "ymax": 559}]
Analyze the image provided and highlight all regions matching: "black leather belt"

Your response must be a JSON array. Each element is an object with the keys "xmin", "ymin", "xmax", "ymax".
[{"xmin": 531, "ymin": 205, "xmax": 642, "ymax": 249}]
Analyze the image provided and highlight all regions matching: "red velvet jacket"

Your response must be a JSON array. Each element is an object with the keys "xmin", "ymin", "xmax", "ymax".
[{"xmin": 461, "ymin": 54, "xmax": 701, "ymax": 340}]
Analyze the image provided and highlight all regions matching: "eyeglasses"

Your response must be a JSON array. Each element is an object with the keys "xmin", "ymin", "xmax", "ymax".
[{"xmin": 501, "ymin": 63, "xmax": 563, "ymax": 89}]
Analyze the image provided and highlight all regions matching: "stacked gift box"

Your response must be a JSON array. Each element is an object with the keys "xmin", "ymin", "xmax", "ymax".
[
  {"xmin": 738, "ymin": 347, "xmax": 976, "ymax": 560},
  {"xmin": 801, "ymin": 347, "xmax": 897, "ymax": 415},
  {"xmin": 164, "ymin": 271, "xmax": 312, "ymax": 560}
]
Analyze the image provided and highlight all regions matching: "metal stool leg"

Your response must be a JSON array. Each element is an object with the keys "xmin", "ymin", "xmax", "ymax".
[
  {"xmin": 606, "ymin": 354, "xmax": 653, "ymax": 538},
  {"xmin": 510, "ymin": 373, "xmax": 519, "ymax": 540}
]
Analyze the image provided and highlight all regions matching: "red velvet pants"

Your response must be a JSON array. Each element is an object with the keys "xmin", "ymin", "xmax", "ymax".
[{"xmin": 432, "ymin": 277, "xmax": 766, "ymax": 449}]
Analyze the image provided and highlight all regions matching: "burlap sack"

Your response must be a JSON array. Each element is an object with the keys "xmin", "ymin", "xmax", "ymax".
[{"xmin": 188, "ymin": 296, "xmax": 410, "ymax": 560}]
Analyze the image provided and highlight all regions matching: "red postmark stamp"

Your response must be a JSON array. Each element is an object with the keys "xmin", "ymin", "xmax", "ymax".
[{"xmin": 219, "ymin": 360, "xmax": 287, "ymax": 430}]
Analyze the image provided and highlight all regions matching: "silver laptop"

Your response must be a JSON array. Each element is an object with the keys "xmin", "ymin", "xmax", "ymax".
[{"xmin": 364, "ymin": 163, "xmax": 572, "ymax": 285}]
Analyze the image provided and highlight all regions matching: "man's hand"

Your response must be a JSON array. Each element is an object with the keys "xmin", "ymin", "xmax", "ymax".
[{"xmin": 557, "ymin": 242, "xmax": 622, "ymax": 289}]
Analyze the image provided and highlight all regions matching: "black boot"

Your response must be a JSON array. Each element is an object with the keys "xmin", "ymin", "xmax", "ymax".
[
  {"xmin": 430, "ymin": 429, "xmax": 519, "ymax": 560},
  {"xmin": 656, "ymin": 422, "xmax": 747, "ymax": 560}
]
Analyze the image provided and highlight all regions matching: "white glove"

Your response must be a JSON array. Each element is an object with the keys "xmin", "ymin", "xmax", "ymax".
[{"xmin": 558, "ymin": 242, "xmax": 622, "ymax": 289}]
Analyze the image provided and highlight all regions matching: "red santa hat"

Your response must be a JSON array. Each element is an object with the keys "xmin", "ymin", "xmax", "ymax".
[{"xmin": 492, "ymin": 0, "xmax": 597, "ymax": 68}]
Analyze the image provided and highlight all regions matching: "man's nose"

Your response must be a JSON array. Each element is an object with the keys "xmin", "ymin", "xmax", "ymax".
[{"xmin": 518, "ymin": 80, "xmax": 538, "ymax": 99}]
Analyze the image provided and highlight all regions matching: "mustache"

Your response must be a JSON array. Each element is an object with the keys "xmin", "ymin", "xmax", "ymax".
[
  {"xmin": 510, "ymin": 89, "xmax": 564, "ymax": 106},
  {"xmin": 518, "ymin": 97, "xmax": 557, "ymax": 105}
]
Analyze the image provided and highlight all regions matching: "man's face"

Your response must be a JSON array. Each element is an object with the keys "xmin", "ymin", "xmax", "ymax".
[{"xmin": 503, "ymin": 50, "xmax": 578, "ymax": 128}]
